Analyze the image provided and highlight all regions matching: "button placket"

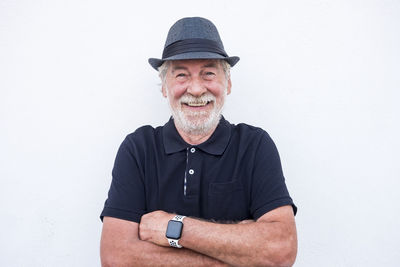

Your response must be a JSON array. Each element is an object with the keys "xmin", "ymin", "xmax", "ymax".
[
  {"xmin": 182, "ymin": 146, "xmax": 201, "ymax": 216},
  {"xmin": 188, "ymin": 147, "xmax": 195, "ymax": 179},
  {"xmin": 183, "ymin": 148, "xmax": 189, "ymax": 196},
  {"xmin": 184, "ymin": 146, "xmax": 200, "ymax": 197}
]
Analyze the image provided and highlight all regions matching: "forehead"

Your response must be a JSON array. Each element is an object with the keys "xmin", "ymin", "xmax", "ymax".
[{"xmin": 169, "ymin": 59, "xmax": 222, "ymax": 71}]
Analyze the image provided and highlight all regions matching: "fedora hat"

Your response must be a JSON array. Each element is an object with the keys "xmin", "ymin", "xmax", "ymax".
[{"xmin": 148, "ymin": 17, "xmax": 240, "ymax": 71}]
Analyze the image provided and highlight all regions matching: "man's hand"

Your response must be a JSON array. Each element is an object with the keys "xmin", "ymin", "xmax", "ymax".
[
  {"xmin": 106, "ymin": 206, "xmax": 295, "ymax": 266},
  {"xmin": 102, "ymin": 216, "xmax": 230, "ymax": 266},
  {"xmin": 139, "ymin": 210, "xmax": 173, "ymax": 247},
  {"xmin": 139, "ymin": 212, "xmax": 255, "ymax": 247}
]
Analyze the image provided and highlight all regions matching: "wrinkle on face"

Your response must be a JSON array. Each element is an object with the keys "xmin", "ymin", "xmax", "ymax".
[{"xmin": 164, "ymin": 59, "xmax": 230, "ymax": 137}]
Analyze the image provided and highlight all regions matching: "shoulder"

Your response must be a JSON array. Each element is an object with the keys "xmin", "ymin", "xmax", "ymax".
[
  {"xmin": 125, "ymin": 124, "xmax": 163, "ymax": 142},
  {"xmin": 234, "ymin": 122, "xmax": 267, "ymax": 134},
  {"xmin": 120, "ymin": 124, "xmax": 164, "ymax": 153},
  {"xmin": 230, "ymin": 122, "xmax": 273, "ymax": 144},
  {"xmin": 227, "ymin": 121, "xmax": 279, "ymax": 158}
]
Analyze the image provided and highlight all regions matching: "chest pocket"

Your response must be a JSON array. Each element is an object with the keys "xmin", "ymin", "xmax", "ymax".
[{"xmin": 207, "ymin": 179, "xmax": 249, "ymax": 221}]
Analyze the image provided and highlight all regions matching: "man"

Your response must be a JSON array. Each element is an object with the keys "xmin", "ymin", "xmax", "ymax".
[{"xmin": 100, "ymin": 17, "xmax": 297, "ymax": 267}]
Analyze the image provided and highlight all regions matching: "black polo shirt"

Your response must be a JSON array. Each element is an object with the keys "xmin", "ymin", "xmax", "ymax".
[{"xmin": 100, "ymin": 116, "xmax": 296, "ymax": 223}]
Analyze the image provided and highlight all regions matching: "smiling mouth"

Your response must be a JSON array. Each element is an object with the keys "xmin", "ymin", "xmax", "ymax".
[{"xmin": 183, "ymin": 101, "xmax": 213, "ymax": 107}]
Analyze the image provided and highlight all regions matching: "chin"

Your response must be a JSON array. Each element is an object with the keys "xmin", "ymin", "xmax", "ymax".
[
  {"xmin": 178, "ymin": 113, "xmax": 221, "ymax": 136},
  {"xmin": 169, "ymin": 100, "xmax": 224, "ymax": 136}
]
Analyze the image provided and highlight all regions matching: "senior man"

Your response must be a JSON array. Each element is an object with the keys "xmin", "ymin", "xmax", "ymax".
[{"xmin": 100, "ymin": 17, "xmax": 297, "ymax": 267}]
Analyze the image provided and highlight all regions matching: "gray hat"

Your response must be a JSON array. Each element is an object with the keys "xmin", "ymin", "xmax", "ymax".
[{"xmin": 148, "ymin": 17, "xmax": 240, "ymax": 71}]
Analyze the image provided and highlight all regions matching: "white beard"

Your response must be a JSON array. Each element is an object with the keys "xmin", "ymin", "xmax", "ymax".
[{"xmin": 167, "ymin": 88, "xmax": 227, "ymax": 136}]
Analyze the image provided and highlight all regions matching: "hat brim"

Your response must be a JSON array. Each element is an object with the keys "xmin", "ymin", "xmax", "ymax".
[{"xmin": 148, "ymin": 51, "xmax": 240, "ymax": 71}]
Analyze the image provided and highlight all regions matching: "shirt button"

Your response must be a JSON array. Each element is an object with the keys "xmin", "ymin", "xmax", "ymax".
[
  {"xmin": 190, "ymin": 148, "xmax": 196, "ymax": 153},
  {"xmin": 189, "ymin": 169, "xmax": 194, "ymax": 175}
]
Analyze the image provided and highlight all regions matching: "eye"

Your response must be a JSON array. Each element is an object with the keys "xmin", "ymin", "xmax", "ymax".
[
  {"xmin": 175, "ymin": 73, "xmax": 188, "ymax": 81},
  {"xmin": 203, "ymin": 71, "xmax": 216, "ymax": 80}
]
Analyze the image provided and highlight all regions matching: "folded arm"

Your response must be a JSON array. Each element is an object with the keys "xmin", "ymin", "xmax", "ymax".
[
  {"xmin": 100, "ymin": 217, "xmax": 227, "ymax": 267},
  {"xmin": 139, "ymin": 205, "xmax": 297, "ymax": 267}
]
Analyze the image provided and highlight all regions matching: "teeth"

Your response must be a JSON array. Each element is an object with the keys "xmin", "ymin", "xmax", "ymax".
[{"xmin": 187, "ymin": 101, "xmax": 208, "ymax": 107}]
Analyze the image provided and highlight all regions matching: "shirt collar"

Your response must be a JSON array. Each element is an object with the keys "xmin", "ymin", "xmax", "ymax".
[{"xmin": 163, "ymin": 116, "xmax": 231, "ymax": 156}]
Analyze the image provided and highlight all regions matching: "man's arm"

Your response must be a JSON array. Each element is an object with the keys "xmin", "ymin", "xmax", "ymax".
[
  {"xmin": 139, "ymin": 205, "xmax": 297, "ymax": 267},
  {"xmin": 100, "ymin": 216, "xmax": 228, "ymax": 267}
]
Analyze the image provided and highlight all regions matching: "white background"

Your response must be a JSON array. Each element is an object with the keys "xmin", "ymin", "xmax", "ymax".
[{"xmin": 1, "ymin": 0, "xmax": 399, "ymax": 266}]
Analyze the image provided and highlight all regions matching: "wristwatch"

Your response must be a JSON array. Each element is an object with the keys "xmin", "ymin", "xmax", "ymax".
[{"xmin": 165, "ymin": 215, "xmax": 186, "ymax": 248}]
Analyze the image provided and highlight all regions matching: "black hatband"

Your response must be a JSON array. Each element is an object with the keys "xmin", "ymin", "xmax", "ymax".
[{"xmin": 162, "ymin": 38, "xmax": 228, "ymax": 59}]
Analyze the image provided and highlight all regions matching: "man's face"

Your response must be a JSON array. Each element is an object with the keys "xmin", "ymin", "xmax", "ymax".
[{"xmin": 162, "ymin": 59, "xmax": 232, "ymax": 135}]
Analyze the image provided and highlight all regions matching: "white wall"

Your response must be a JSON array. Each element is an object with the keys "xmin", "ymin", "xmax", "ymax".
[{"xmin": 1, "ymin": 0, "xmax": 399, "ymax": 266}]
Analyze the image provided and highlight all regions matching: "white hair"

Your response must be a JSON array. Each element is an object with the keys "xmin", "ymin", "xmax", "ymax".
[
  {"xmin": 158, "ymin": 61, "xmax": 170, "ymax": 85},
  {"xmin": 159, "ymin": 59, "xmax": 231, "ymax": 136},
  {"xmin": 165, "ymin": 84, "xmax": 228, "ymax": 136}
]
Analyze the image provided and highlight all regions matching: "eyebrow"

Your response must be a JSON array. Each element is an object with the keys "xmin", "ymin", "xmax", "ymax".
[
  {"xmin": 202, "ymin": 62, "xmax": 218, "ymax": 68},
  {"xmin": 171, "ymin": 62, "xmax": 218, "ymax": 73},
  {"xmin": 171, "ymin": 66, "xmax": 188, "ymax": 74},
  {"xmin": 172, "ymin": 66, "xmax": 188, "ymax": 71}
]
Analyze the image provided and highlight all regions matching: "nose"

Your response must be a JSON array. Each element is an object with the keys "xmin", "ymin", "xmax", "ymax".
[{"xmin": 186, "ymin": 77, "xmax": 207, "ymax": 96}]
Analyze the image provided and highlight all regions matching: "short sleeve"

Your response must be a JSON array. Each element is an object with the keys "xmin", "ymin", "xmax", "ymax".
[
  {"xmin": 100, "ymin": 135, "xmax": 147, "ymax": 223},
  {"xmin": 250, "ymin": 131, "xmax": 297, "ymax": 220}
]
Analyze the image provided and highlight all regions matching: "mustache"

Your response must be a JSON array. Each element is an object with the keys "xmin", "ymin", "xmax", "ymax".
[{"xmin": 179, "ymin": 93, "xmax": 216, "ymax": 104}]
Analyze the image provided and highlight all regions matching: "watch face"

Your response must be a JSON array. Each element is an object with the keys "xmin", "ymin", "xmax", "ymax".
[{"xmin": 166, "ymin": 220, "xmax": 183, "ymax": 239}]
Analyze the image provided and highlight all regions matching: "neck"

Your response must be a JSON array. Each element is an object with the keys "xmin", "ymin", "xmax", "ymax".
[{"xmin": 175, "ymin": 123, "xmax": 217, "ymax": 145}]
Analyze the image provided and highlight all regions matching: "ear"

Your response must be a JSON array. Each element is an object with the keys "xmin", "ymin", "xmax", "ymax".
[
  {"xmin": 161, "ymin": 84, "xmax": 167, "ymax": 98},
  {"xmin": 226, "ymin": 78, "xmax": 232, "ymax": 95}
]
